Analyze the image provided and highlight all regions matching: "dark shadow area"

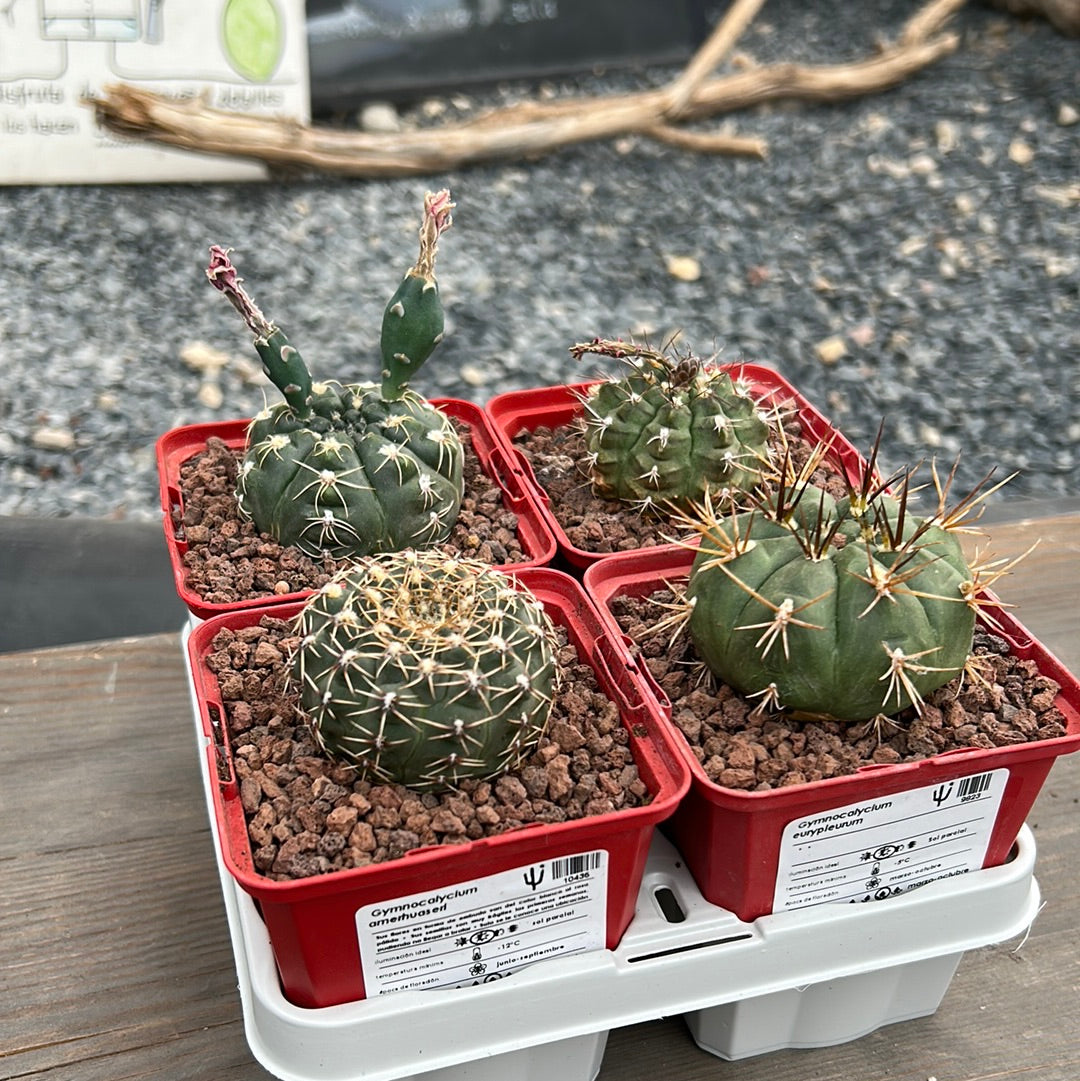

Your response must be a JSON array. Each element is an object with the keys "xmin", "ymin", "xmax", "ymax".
[
  {"xmin": 0, "ymin": 516, "xmax": 187, "ymax": 653},
  {"xmin": 2, "ymin": 495, "xmax": 1077, "ymax": 652}
]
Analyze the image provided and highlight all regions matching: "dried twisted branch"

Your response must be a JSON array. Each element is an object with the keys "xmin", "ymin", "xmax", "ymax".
[{"xmin": 84, "ymin": 0, "xmax": 967, "ymax": 178}]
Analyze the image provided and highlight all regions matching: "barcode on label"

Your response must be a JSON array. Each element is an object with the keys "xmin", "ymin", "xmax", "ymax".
[
  {"xmin": 551, "ymin": 853, "xmax": 602, "ymax": 878},
  {"xmin": 957, "ymin": 772, "xmax": 993, "ymax": 798}
]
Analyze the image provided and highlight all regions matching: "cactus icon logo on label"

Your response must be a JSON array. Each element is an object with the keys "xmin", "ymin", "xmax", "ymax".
[{"xmin": 222, "ymin": 0, "xmax": 282, "ymax": 81}]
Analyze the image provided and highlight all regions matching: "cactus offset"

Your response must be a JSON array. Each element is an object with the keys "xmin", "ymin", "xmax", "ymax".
[
  {"xmin": 680, "ymin": 451, "xmax": 1009, "ymax": 722},
  {"xmin": 206, "ymin": 191, "xmax": 463, "ymax": 559},
  {"xmin": 571, "ymin": 338, "xmax": 771, "ymax": 514},
  {"xmin": 292, "ymin": 550, "xmax": 559, "ymax": 790}
]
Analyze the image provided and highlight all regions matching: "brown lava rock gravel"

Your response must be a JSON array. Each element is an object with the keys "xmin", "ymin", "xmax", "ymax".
[
  {"xmin": 513, "ymin": 415, "xmax": 850, "ymax": 554},
  {"xmin": 613, "ymin": 590, "xmax": 1067, "ymax": 791},
  {"xmin": 205, "ymin": 616, "xmax": 651, "ymax": 881},
  {"xmin": 175, "ymin": 421, "xmax": 527, "ymax": 607}
]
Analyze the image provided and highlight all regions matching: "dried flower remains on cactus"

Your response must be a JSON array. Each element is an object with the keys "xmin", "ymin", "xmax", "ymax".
[
  {"xmin": 663, "ymin": 434, "xmax": 1023, "ymax": 724},
  {"xmin": 205, "ymin": 190, "xmax": 463, "ymax": 559},
  {"xmin": 291, "ymin": 550, "xmax": 560, "ymax": 791},
  {"xmin": 571, "ymin": 337, "xmax": 773, "ymax": 515}
]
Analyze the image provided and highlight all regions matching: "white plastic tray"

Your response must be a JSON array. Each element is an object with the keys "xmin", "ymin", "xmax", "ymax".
[{"xmin": 183, "ymin": 631, "xmax": 1041, "ymax": 1081}]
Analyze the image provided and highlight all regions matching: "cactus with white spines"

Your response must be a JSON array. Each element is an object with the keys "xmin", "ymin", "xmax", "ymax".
[
  {"xmin": 571, "ymin": 338, "xmax": 772, "ymax": 514},
  {"xmin": 291, "ymin": 550, "xmax": 559, "ymax": 791},
  {"xmin": 206, "ymin": 190, "xmax": 463, "ymax": 559}
]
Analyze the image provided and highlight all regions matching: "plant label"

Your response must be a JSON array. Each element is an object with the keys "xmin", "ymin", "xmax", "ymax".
[
  {"xmin": 773, "ymin": 769, "xmax": 1009, "ymax": 911},
  {"xmin": 0, "ymin": 0, "xmax": 308, "ymax": 184},
  {"xmin": 356, "ymin": 850, "xmax": 609, "ymax": 995}
]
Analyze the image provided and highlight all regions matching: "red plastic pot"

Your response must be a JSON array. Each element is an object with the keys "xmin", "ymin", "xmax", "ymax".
[
  {"xmin": 157, "ymin": 398, "xmax": 558, "ymax": 620},
  {"xmin": 583, "ymin": 543, "xmax": 1080, "ymax": 923},
  {"xmin": 485, "ymin": 363, "xmax": 865, "ymax": 571},
  {"xmin": 186, "ymin": 566, "xmax": 691, "ymax": 1008}
]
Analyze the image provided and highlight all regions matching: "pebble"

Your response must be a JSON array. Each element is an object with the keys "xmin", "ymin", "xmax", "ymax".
[
  {"xmin": 908, "ymin": 151, "xmax": 938, "ymax": 176},
  {"xmin": 359, "ymin": 102, "xmax": 402, "ymax": 133},
  {"xmin": 1008, "ymin": 139, "xmax": 1034, "ymax": 165},
  {"xmin": 1057, "ymin": 103, "xmax": 1079, "ymax": 126},
  {"xmin": 196, "ymin": 382, "xmax": 224, "ymax": 409},
  {"xmin": 934, "ymin": 120, "xmax": 959, "ymax": 153},
  {"xmin": 665, "ymin": 255, "xmax": 701, "ymax": 282},
  {"xmin": 181, "ymin": 341, "xmax": 231, "ymax": 375},
  {"xmin": 459, "ymin": 364, "xmax": 487, "ymax": 387},
  {"xmin": 814, "ymin": 337, "xmax": 847, "ymax": 366},
  {"xmin": 32, "ymin": 426, "xmax": 75, "ymax": 451}
]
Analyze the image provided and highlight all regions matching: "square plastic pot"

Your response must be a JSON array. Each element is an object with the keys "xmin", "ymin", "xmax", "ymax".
[
  {"xmin": 157, "ymin": 397, "xmax": 558, "ymax": 621},
  {"xmin": 485, "ymin": 363, "xmax": 864, "ymax": 571},
  {"xmin": 583, "ymin": 543, "xmax": 1080, "ymax": 923},
  {"xmin": 185, "ymin": 566, "xmax": 691, "ymax": 1008}
]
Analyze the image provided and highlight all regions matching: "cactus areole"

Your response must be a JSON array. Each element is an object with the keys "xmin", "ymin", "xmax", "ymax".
[
  {"xmin": 686, "ymin": 487, "xmax": 978, "ymax": 722},
  {"xmin": 205, "ymin": 190, "xmax": 463, "ymax": 559},
  {"xmin": 573, "ymin": 339, "xmax": 771, "ymax": 513},
  {"xmin": 292, "ymin": 551, "xmax": 559, "ymax": 791}
]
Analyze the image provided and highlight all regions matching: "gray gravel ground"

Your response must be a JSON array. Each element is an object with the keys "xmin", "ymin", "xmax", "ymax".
[{"xmin": 1, "ymin": 0, "xmax": 1078, "ymax": 522}]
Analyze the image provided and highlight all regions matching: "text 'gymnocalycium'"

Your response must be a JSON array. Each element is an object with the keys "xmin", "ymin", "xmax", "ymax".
[{"xmin": 206, "ymin": 190, "xmax": 463, "ymax": 559}]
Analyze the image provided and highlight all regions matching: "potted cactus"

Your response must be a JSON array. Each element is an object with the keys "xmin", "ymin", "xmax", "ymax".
[
  {"xmin": 583, "ymin": 436, "xmax": 1080, "ymax": 921},
  {"xmin": 486, "ymin": 336, "xmax": 857, "ymax": 568},
  {"xmin": 158, "ymin": 191, "xmax": 556, "ymax": 620},
  {"xmin": 572, "ymin": 337, "xmax": 772, "ymax": 514},
  {"xmin": 679, "ymin": 443, "xmax": 986, "ymax": 722},
  {"xmin": 186, "ymin": 548, "xmax": 690, "ymax": 1007}
]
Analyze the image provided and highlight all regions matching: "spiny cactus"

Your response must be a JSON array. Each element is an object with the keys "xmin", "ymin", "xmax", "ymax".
[
  {"xmin": 675, "ymin": 447, "xmax": 1013, "ymax": 723},
  {"xmin": 291, "ymin": 550, "xmax": 559, "ymax": 791},
  {"xmin": 571, "ymin": 338, "xmax": 772, "ymax": 514},
  {"xmin": 205, "ymin": 190, "xmax": 463, "ymax": 559}
]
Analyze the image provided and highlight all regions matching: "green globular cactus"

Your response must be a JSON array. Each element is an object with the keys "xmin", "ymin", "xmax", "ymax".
[
  {"xmin": 682, "ymin": 462, "xmax": 991, "ymax": 722},
  {"xmin": 205, "ymin": 190, "xmax": 463, "ymax": 559},
  {"xmin": 291, "ymin": 550, "xmax": 559, "ymax": 791},
  {"xmin": 571, "ymin": 338, "xmax": 772, "ymax": 514}
]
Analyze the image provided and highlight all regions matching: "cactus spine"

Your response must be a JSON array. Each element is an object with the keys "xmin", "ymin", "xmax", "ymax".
[
  {"xmin": 572, "ymin": 338, "xmax": 771, "ymax": 514},
  {"xmin": 292, "ymin": 550, "xmax": 559, "ymax": 790},
  {"xmin": 206, "ymin": 191, "xmax": 463, "ymax": 559},
  {"xmin": 681, "ymin": 453, "xmax": 1006, "ymax": 722}
]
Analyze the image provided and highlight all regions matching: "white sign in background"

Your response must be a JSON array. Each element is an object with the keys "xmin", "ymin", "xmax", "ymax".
[
  {"xmin": 0, "ymin": 0, "xmax": 309, "ymax": 184},
  {"xmin": 356, "ymin": 850, "xmax": 609, "ymax": 996},
  {"xmin": 773, "ymin": 768, "xmax": 1009, "ymax": 911}
]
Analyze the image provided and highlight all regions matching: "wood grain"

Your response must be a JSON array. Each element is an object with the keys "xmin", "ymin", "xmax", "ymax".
[{"xmin": 2, "ymin": 514, "xmax": 1077, "ymax": 1081}]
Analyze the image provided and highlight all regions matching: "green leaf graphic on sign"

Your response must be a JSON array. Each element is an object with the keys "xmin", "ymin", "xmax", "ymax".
[{"xmin": 222, "ymin": 0, "xmax": 283, "ymax": 82}]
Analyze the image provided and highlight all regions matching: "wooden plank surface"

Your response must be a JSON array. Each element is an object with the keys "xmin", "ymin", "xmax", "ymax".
[{"xmin": 1, "ymin": 513, "xmax": 1077, "ymax": 1081}]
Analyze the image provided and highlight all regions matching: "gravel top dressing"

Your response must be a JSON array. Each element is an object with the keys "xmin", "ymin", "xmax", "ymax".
[
  {"xmin": 3, "ymin": 0, "xmax": 1077, "ymax": 519},
  {"xmin": 207, "ymin": 616, "xmax": 651, "ymax": 881}
]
